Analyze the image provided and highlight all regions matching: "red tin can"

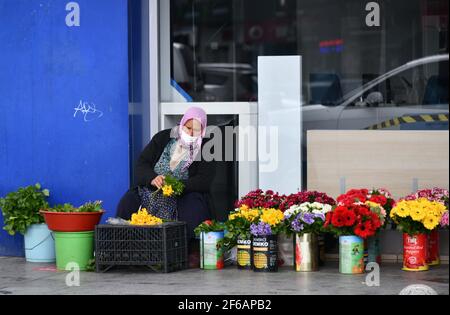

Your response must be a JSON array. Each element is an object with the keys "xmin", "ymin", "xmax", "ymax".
[
  {"xmin": 403, "ymin": 233, "xmax": 429, "ymax": 272},
  {"xmin": 427, "ymin": 229, "xmax": 440, "ymax": 266}
]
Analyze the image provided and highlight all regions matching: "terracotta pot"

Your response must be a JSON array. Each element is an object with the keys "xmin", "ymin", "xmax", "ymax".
[{"xmin": 40, "ymin": 210, "xmax": 104, "ymax": 232}]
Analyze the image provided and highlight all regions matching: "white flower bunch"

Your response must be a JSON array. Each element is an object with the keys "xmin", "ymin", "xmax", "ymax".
[{"xmin": 284, "ymin": 202, "xmax": 332, "ymax": 219}]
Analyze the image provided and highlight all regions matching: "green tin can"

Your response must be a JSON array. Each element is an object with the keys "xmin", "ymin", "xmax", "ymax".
[
  {"xmin": 339, "ymin": 235, "xmax": 364, "ymax": 274},
  {"xmin": 200, "ymin": 231, "xmax": 224, "ymax": 270}
]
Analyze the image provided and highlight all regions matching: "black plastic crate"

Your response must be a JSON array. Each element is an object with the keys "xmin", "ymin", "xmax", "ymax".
[{"xmin": 95, "ymin": 222, "xmax": 188, "ymax": 273}]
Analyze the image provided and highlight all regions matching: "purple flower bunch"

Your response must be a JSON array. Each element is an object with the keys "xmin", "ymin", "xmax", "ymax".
[
  {"xmin": 290, "ymin": 212, "xmax": 325, "ymax": 233},
  {"xmin": 250, "ymin": 222, "xmax": 273, "ymax": 236}
]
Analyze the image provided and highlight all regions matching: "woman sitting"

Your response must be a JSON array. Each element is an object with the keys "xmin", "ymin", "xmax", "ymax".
[{"xmin": 116, "ymin": 107, "xmax": 216, "ymax": 267}]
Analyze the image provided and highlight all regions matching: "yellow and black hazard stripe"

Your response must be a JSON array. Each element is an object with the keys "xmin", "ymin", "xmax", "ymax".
[{"xmin": 366, "ymin": 113, "xmax": 449, "ymax": 130}]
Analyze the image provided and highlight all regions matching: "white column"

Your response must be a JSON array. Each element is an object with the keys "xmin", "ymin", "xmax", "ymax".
[{"xmin": 258, "ymin": 56, "xmax": 303, "ymax": 194}]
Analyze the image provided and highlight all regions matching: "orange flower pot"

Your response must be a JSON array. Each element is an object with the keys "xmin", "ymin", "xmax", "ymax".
[{"xmin": 40, "ymin": 210, "xmax": 104, "ymax": 232}]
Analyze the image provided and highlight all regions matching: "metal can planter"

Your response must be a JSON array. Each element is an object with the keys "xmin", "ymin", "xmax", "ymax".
[
  {"xmin": 427, "ymin": 229, "xmax": 440, "ymax": 266},
  {"xmin": 403, "ymin": 233, "xmax": 429, "ymax": 272},
  {"xmin": 364, "ymin": 234, "xmax": 382, "ymax": 265},
  {"xmin": 236, "ymin": 236, "xmax": 252, "ymax": 270},
  {"xmin": 339, "ymin": 235, "xmax": 364, "ymax": 274},
  {"xmin": 252, "ymin": 235, "xmax": 278, "ymax": 272},
  {"xmin": 318, "ymin": 233, "xmax": 326, "ymax": 266},
  {"xmin": 200, "ymin": 231, "xmax": 224, "ymax": 270},
  {"xmin": 294, "ymin": 233, "xmax": 319, "ymax": 272}
]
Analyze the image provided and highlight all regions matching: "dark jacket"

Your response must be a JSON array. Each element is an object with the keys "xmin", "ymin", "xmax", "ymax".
[{"xmin": 134, "ymin": 129, "xmax": 216, "ymax": 194}]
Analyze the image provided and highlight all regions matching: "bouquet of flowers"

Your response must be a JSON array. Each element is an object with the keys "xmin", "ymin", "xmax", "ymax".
[
  {"xmin": 279, "ymin": 191, "xmax": 336, "ymax": 212},
  {"xmin": 235, "ymin": 189, "xmax": 285, "ymax": 210},
  {"xmin": 403, "ymin": 188, "xmax": 449, "ymax": 231},
  {"xmin": 284, "ymin": 202, "xmax": 332, "ymax": 236},
  {"xmin": 194, "ymin": 220, "xmax": 225, "ymax": 236},
  {"xmin": 336, "ymin": 188, "xmax": 392, "ymax": 227},
  {"xmin": 220, "ymin": 205, "xmax": 261, "ymax": 249},
  {"xmin": 129, "ymin": 208, "xmax": 163, "ymax": 226},
  {"xmin": 367, "ymin": 188, "xmax": 395, "ymax": 212},
  {"xmin": 153, "ymin": 174, "xmax": 185, "ymax": 198},
  {"xmin": 324, "ymin": 202, "xmax": 384, "ymax": 239},
  {"xmin": 404, "ymin": 188, "xmax": 449, "ymax": 204},
  {"xmin": 390, "ymin": 198, "xmax": 447, "ymax": 235},
  {"xmin": 250, "ymin": 208, "xmax": 285, "ymax": 237}
]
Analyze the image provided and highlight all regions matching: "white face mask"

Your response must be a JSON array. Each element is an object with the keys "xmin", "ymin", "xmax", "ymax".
[{"xmin": 181, "ymin": 130, "xmax": 199, "ymax": 144}]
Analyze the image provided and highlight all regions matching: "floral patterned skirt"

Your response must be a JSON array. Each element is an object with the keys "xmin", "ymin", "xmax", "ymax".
[{"xmin": 137, "ymin": 186, "xmax": 177, "ymax": 221}]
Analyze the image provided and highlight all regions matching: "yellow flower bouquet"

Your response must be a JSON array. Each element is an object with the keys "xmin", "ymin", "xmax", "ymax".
[
  {"xmin": 153, "ymin": 174, "xmax": 185, "ymax": 198},
  {"xmin": 220, "ymin": 205, "xmax": 262, "ymax": 250},
  {"xmin": 390, "ymin": 198, "xmax": 446, "ymax": 235},
  {"xmin": 129, "ymin": 208, "xmax": 163, "ymax": 226}
]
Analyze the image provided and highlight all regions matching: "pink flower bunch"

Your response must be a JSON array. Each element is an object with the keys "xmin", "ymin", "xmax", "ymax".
[
  {"xmin": 404, "ymin": 188, "xmax": 449, "ymax": 206},
  {"xmin": 440, "ymin": 211, "xmax": 449, "ymax": 228}
]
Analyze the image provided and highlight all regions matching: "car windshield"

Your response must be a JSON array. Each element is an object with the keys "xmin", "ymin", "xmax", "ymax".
[{"xmin": 333, "ymin": 55, "xmax": 450, "ymax": 107}]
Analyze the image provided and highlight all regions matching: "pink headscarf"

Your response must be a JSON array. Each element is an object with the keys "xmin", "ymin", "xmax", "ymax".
[{"xmin": 174, "ymin": 107, "xmax": 207, "ymax": 170}]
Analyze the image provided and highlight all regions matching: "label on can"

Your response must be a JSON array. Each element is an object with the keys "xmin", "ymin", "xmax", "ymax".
[
  {"xmin": 252, "ymin": 236, "xmax": 278, "ymax": 272},
  {"xmin": 237, "ymin": 238, "xmax": 252, "ymax": 269},
  {"xmin": 294, "ymin": 234, "xmax": 319, "ymax": 272},
  {"xmin": 403, "ymin": 233, "xmax": 428, "ymax": 271},
  {"xmin": 427, "ymin": 230, "xmax": 440, "ymax": 266},
  {"xmin": 339, "ymin": 236, "xmax": 364, "ymax": 274},
  {"xmin": 200, "ymin": 232, "xmax": 224, "ymax": 270}
]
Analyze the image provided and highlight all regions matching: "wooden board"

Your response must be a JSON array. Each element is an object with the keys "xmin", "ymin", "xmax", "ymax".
[{"xmin": 307, "ymin": 130, "xmax": 449, "ymax": 199}]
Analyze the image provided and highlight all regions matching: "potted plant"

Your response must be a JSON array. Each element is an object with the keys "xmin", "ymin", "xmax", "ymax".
[
  {"xmin": 324, "ymin": 201, "xmax": 385, "ymax": 274},
  {"xmin": 403, "ymin": 188, "xmax": 449, "ymax": 266},
  {"xmin": 195, "ymin": 220, "xmax": 226, "ymax": 270},
  {"xmin": 0, "ymin": 183, "xmax": 55, "ymax": 262},
  {"xmin": 281, "ymin": 190, "xmax": 336, "ymax": 266},
  {"xmin": 390, "ymin": 198, "xmax": 446, "ymax": 272},
  {"xmin": 337, "ymin": 188, "xmax": 390, "ymax": 265},
  {"xmin": 41, "ymin": 201, "xmax": 104, "ymax": 271},
  {"xmin": 40, "ymin": 200, "xmax": 104, "ymax": 232},
  {"xmin": 249, "ymin": 208, "xmax": 285, "ymax": 272},
  {"xmin": 221, "ymin": 205, "xmax": 261, "ymax": 270},
  {"xmin": 284, "ymin": 202, "xmax": 332, "ymax": 271}
]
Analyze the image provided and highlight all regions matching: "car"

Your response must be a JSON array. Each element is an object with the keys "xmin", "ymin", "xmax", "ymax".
[
  {"xmin": 302, "ymin": 54, "xmax": 449, "ymax": 132},
  {"xmin": 197, "ymin": 63, "xmax": 257, "ymax": 102}
]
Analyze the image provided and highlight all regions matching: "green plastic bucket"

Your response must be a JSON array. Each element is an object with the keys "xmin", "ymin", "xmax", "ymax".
[{"xmin": 54, "ymin": 231, "xmax": 94, "ymax": 271}]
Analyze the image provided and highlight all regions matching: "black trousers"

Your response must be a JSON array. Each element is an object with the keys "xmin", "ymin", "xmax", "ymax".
[{"xmin": 116, "ymin": 187, "xmax": 212, "ymax": 241}]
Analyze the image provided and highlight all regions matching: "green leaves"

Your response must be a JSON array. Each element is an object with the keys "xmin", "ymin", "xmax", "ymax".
[
  {"xmin": 47, "ymin": 201, "xmax": 103, "ymax": 213},
  {"xmin": 0, "ymin": 183, "xmax": 50, "ymax": 235},
  {"xmin": 164, "ymin": 174, "xmax": 185, "ymax": 197},
  {"xmin": 194, "ymin": 220, "xmax": 225, "ymax": 236}
]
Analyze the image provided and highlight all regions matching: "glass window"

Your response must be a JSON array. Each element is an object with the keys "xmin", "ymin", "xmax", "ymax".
[{"xmin": 169, "ymin": 0, "xmax": 449, "ymax": 106}]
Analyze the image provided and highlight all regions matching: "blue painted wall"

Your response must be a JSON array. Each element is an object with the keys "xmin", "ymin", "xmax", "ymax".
[{"xmin": 0, "ymin": 0, "xmax": 129, "ymax": 256}]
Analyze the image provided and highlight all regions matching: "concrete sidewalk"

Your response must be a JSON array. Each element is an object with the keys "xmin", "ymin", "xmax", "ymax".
[{"xmin": 0, "ymin": 257, "xmax": 448, "ymax": 295}]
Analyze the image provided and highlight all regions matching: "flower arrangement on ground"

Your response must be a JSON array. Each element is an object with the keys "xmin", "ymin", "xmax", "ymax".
[
  {"xmin": 220, "ymin": 205, "xmax": 261, "ymax": 249},
  {"xmin": 234, "ymin": 189, "xmax": 285, "ymax": 210},
  {"xmin": 324, "ymin": 202, "xmax": 384, "ymax": 239},
  {"xmin": 390, "ymin": 198, "xmax": 446, "ymax": 235},
  {"xmin": 279, "ymin": 191, "xmax": 336, "ymax": 212},
  {"xmin": 194, "ymin": 220, "xmax": 225, "ymax": 236},
  {"xmin": 284, "ymin": 202, "xmax": 332, "ymax": 235},
  {"xmin": 250, "ymin": 208, "xmax": 285, "ymax": 237}
]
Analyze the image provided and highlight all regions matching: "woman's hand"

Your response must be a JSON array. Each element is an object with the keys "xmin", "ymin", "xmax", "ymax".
[{"xmin": 151, "ymin": 175, "xmax": 165, "ymax": 189}]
